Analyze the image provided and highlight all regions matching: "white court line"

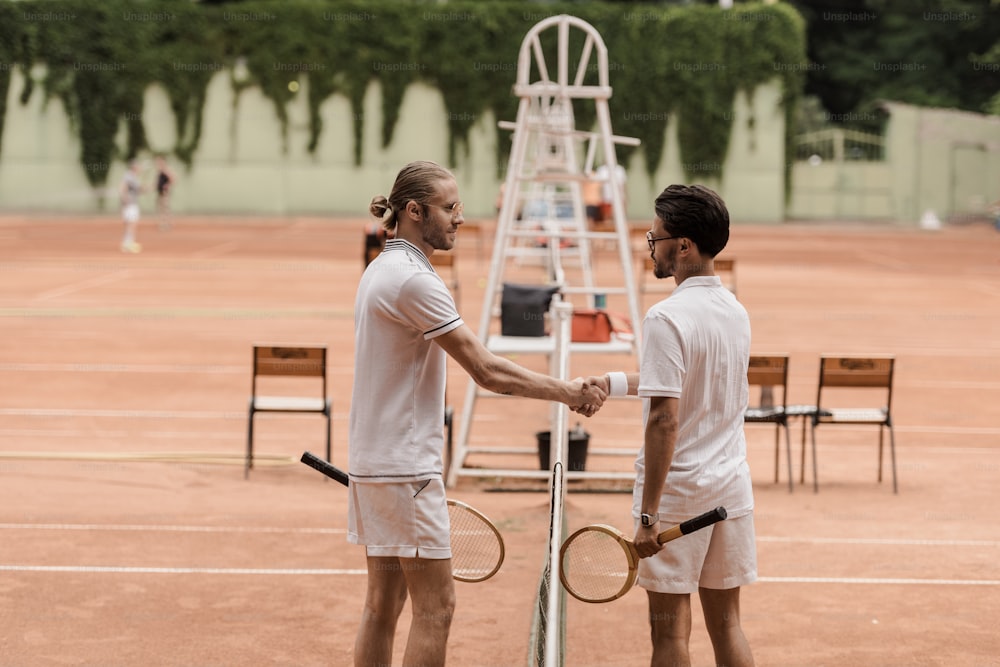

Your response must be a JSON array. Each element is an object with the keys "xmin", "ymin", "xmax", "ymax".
[
  {"xmin": 0, "ymin": 362, "xmax": 354, "ymax": 374},
  {"xmin": 3, "ymin": 406, "xmax": 999, "ymax": 436},
  {"xmin": 0, "ymin": 565, "xmax": 365, "ymax": 576},
  {"xmin": 0, "ymin": 429, "xmax": 236, "ymax": 439},
  {"xmin": 893, "ymin": 425, "xmax": 1000, "ymax": 435},
  {"xmin": 0, "ymin": 306, "xmax": 349, "ymax": 318},
  {"xmin": 0, "ymin": 362, "xmax": 242, "ymax": 374},
  {"xmin": 0, "ymin": 566, "xmax": 995, "ymax": 585},
  {"xmin": 1, "ymin": 525, "xmax": 990, "ymax": 546},
  {"xmin": 908, "ymin": 380, "xmax": 1000, "ymax": 389},
  {"xmin": 0, "ymin": 523, "xmax": 345, "ymax": 535},
  {"xmin": 759, "ymin": 576, "xmax": 1000, "ymax": 586},
  {"xmin": 0, "ymin": 407, "xmax": 241, "ymax": 419},
  {"xmin": 190, "ymin": 240, "xmax": 242, "ymax": 260},
  {"xmin": 758, "ymin": 536, "xmax": 1000, "ymax": 548},
  {"xmin": 34, "ymin": 270, "xmax": 130, "ymax": 301}
]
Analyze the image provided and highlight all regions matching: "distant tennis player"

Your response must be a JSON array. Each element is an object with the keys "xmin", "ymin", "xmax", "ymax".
[
  {"xmin": 154, "ymin": 154, "xmax": 176, "ymax": 231},
  {"xmin": 588, "ymin": 184, "xmax": 756, "ymax": 667},
  {"xmin": 119, "ymin": 159, "xmax": 145, "ymax": 253},
  {"xmin": 349, "ymin": 160, "xmax": 606, "ymax": 667}
]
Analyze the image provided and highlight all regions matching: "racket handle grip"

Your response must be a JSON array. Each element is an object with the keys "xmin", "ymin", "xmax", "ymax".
[
  {"xmin": 300, "ymin": 451, "xmax": 349, "ymax": 486},
  {"xmin": 657, "ymin": 507, "xmax": 727, "ymax": 544},
  {"xmin": 679, "ymin": 507, "xmax": 727, "ymax": 534}
]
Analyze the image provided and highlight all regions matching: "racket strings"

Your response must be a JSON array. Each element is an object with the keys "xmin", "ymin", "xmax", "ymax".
[
  {"xmin": 561, "ymin": 529, "xmax": 631, "ymax": 601},
  {"xmin": 448, "ymin": 504, "xmax": 502, "ymax": 581}
]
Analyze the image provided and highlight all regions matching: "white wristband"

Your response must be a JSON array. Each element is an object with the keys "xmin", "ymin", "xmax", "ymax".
[{"xmin": 607, "ymin": 372, "xmax": 628, "ymax": 397}]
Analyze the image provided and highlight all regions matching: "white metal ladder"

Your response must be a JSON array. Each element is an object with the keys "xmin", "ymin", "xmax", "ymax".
[{"xmin": 447, "ymin": 15, "xmax": 642, "ymax": 487}]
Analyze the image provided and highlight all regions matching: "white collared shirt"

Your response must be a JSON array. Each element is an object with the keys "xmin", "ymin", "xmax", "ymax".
[
  {"xmin": 634, "ymin": 275, "xmax": 754, "ymax": 520},
  {"xmin": 348, "ymin": 239, "xmax": 463, "ymax": 481}
]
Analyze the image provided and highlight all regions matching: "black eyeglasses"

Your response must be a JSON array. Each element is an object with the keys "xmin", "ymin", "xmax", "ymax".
[
  {"xmin": 646, "ymin": 230, "xmax": 675, "ymax": 251},
  {"xmin": 427, "ymin": 201, "xmax": 464, "ymax": 219}
]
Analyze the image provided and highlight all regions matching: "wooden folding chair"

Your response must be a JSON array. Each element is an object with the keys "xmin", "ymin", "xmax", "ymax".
[
  {"xmin": 630, "ymin": 229, "xmax": 666, "ymax": 298},
  {"xmin": 638, "ymin": 256, "xmax": 670, "ymax": 296},
  {"xmin": 744, "ymin": 355, "xmax": 794, "ymax": 492},
  {"xmin": 714, "ymin": 257, "xmax": 737, "ymax": 296},
  {"xmin": 246, "ymin": 344, "xmax": 331, "ymax": 478},
  {"xmin": 637, "ymin": 255, "xmax": 736, "ymax": 297},
  {"xmin": 459, "ymin": 220, "xmax": 486, "ymax": 259},
  {"xmin": 809, "ymin": 355, "xmax": 897, "ymax": 493},
  {"xmin": 429, "ymin": 250, "xmax": 461, "ymax": 309},
  {"xmin": 364, "ymin": 228, "xmax": 383, "ymax": 268}
]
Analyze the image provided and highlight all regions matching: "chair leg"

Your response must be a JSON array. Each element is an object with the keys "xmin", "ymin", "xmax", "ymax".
[
  {"xmin": 783, "ymin": 422, "xmax": 793, "ymax": 493},
  {"xmin": 800, "ymin": 418, "xmax": 808, "ymax": 485},
  {"xmin": 773, "ymin": 424, "xmax": 780, "ymax": 484},
  {"xmin": 325, "ymin": 400, "xmax": 333, "ymax": 464},
  {"xmin": 877, "ymin": 426, "xmax": 884, "ymax": 483},
  {"xmin": 810, "ymin": 423, "xmax": 819, "ymax": 493},
  {"xmin": 888, "ymin": 423, "xmax": 898, "ymax": 494},
  {"xmin": 246, "ymin": 405, "xmax": 255, "ymax": 479}
]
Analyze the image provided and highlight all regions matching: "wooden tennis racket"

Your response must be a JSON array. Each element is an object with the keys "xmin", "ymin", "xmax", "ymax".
[
  {"xmin": 300, "ymin": 451, "xmax": 505, "ymax": 583},
  {"xmin": 558, "ymin": 506, "xmax": 727, "ymax": 603}
]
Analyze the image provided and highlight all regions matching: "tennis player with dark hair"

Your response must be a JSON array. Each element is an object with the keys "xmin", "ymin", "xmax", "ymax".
[
  {"xmin": 349, "ymin": 160, "xmax": 606, "ymax": 667},
  {"xmin": 154, "ymin": 154, "xmax": 176, "ymax": 231},
  {"xmin": 588, "ymin": 184, "xmax": 756, "ymax": 667}
]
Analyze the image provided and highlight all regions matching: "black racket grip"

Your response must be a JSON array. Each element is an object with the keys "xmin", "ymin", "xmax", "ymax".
[
  {"xmin": 679, "ymin": 507, "xmax": 727, "ymax": 535},
  {"xmin": 300, "ymin": 451, "xmax": 349, "ymax": 486}
]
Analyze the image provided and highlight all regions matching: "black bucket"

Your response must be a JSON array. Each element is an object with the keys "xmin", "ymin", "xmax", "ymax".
[{"xmin": 536, "ymin": 429, "xmax": 590, "ymax": 472}]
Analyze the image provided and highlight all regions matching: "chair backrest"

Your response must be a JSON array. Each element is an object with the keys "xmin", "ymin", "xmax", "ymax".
[
  {"xmin": 429, "ymin": 251, "xmax": 455, "ymax": 270},
  {"xmin": 714, "ymin": 257, "xmax": 736, "ymax": 294},
  {"xmin": 639, "ymin": 256, "xmax": 671, "ymax": 295},
  {"xmin": 816, "ymin": 355, "xmax": 894, "ymax": 410},
  {"xmin": 747, "ymin": 354, "xmax": 789, "ymax": 408},
  {"xmin": 252, "ymin": 345, "xmax": 327, "ymax": 396},
  {"xmin": 429, "ymin": 251, "xmax": 459, "ymax": 303},
  {"xmin": 639, "ymin": 255, "xmax": 736, "ymax": 296}
]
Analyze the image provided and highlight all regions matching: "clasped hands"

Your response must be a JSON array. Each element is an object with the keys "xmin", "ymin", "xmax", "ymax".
[{"xmin": 568, "ymin": 374, "xmax": 611, "ymax": 418}]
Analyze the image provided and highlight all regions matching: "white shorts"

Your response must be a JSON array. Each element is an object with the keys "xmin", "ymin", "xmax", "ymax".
[
  {"xmin": 122, "ymin": 203, "xmax": 140, "ymax": 224},
  {"xmin": 347, "ymin": 478, "xmax": 451, "ymax": 559},
  {"xmin": 636, "ymin": 512, "xmax": 757, "ymax": 594}
]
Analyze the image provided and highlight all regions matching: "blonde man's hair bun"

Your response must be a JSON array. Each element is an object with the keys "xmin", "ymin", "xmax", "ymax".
[{"xmin": 369, "ymin": 195, "xmax": 394, "ymax": 229}]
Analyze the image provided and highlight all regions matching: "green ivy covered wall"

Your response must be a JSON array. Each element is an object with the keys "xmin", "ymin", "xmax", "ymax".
[{"xmin": 0, "ymin": 0, "xmax": 805, "ymax": 190}]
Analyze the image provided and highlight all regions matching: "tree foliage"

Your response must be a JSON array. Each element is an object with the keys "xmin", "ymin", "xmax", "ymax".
[
  {"xmin": 787, "ymin": 0, "xmax": 1000, "ymax": 129},
  {"xmin": 0, "ymin": 0, "xmax": 805, "ymax": 189}
]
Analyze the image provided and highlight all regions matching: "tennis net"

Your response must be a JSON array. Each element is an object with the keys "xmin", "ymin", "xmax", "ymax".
[
  {"xmin": 530, "ymin": 459, "xmax": 567, "ymax": 667},
  {"xmin": 529, "ymin": 302, "xmax": 573, "ymax": 666}
]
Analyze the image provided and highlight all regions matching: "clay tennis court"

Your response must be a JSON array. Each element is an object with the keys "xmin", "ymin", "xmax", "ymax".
[{"xmin": 1, "ymin": 213, "xmax": 998, "ymax": 666}]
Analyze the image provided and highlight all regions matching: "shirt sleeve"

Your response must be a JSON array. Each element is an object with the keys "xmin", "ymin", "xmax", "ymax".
[
  {"xmin": 396, "ymin": 271, "xmax": 463, "ymax": 340},
  {"xmin": 637, "ymin": 313, "xmax": 684, "ymax": 398}
]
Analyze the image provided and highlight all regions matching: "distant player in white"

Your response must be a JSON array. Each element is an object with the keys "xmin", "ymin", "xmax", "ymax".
[
  {"xmin": 119, "ymin": 159, "xmax": 144, "ymax": 253},
  {"xmin": 349, "ymin": 160, "xmax": 607, "ymax": 667}
]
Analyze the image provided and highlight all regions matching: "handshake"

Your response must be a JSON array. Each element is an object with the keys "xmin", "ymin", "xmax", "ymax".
[{"xmin": 567, "ymin": 374, "xmax": 614, "ymax": 418}]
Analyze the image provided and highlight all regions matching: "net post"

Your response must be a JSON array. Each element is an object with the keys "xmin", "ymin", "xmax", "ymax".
[
  {"xmin": 549, "ymin": 300, "xmax": 573, "ymax": 468},
  {"xmin": 541, "ymin": 300, "xmax": 573, "ymax": 666},
  {"xmin": 542, "ymin": 459, "xmax": 567, "ymax": 667}
]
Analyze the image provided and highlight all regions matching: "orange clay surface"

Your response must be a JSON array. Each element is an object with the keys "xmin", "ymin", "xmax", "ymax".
[{"xmin": 1, "ymin": 213, "xmax": 999, "ymax": 666}]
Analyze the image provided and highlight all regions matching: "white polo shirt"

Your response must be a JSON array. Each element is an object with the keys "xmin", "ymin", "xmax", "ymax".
[
  {"xmin": 633, "ymin": 275, "xmax": 754, "ymax": 521},
  {"xmin": 348, "ymin": 239, "xmax": 463, "ymax": 482}
]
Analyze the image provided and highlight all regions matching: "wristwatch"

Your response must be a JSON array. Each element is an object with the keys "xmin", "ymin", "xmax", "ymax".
[{"xmin": 640, "ymin": 512, "xmax": 659, "ymax": 527}]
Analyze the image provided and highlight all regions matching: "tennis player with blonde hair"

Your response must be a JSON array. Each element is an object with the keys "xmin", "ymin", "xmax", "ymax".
[{"xmin": 349, "ymin": 160, "xmax": 606, "ymax": 667}]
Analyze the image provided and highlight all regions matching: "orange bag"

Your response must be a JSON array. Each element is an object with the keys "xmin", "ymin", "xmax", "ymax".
[
  {"xmin": 571, "ymin": 309, "xmax": 613, "ymax": 343},
  {"xmin": 571, "ymin": 309, "xmax": 635, "ymax": 343}
]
